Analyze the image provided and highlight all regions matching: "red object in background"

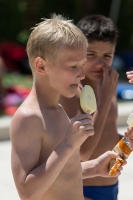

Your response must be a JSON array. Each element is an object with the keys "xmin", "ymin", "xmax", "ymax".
[
  {"xmin": 1, "ymin": 85, "xmax": 31, "ymax": 116},
  {"xmin": 0, "ymin": 41, "xmax": 31, "ymax": 74},
  {"xmin": 7, "ymin": 85, "xmax": 31, "ymax": 97},
  {"xmin": 0, "ymin": 41, "xmax": 27, "ymax": 72},
  {"xmin": 4, "ymin": 106, "xmax": 18, "ymax": 116},
  {"xmin": 13, "ymin": 85, "xmax": 31, "ymax": 96}
]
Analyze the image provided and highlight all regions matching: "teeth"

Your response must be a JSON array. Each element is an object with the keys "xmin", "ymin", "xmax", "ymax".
[{"xmin": 80, "ymin": 85, "xmax": 97, "ymax": 114}]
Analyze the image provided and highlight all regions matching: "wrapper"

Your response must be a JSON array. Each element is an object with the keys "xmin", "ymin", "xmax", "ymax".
[{"xmin": 109, "ymin": 137, "xmax": 132, "ymax": 176}]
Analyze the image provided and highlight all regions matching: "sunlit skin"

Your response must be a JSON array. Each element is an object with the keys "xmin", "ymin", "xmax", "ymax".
[
  {"xmin": 10, "ymin": 47, "xmax": 96, "ymax": 200},
  {"xmin": 46, "ymin": 47, "xmax": 87, "ymax": 98},
  {"xmin": 10, "ymin": 44, "xmax": 124, "ymax": 200}
]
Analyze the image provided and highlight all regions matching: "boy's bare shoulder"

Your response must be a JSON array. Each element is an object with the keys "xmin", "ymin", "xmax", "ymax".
[{"xmin": 10, "ymin": 106, "xmax": 44, "ymax": 140}]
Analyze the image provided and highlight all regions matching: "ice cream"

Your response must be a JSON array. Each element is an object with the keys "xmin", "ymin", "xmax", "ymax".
[
  {"xmin": 109, "ymin": 137, "xmax": 132, "ymax": 175},
  {"xmin": 127, "ymin": 113, "xmax": 133, "ymax": 128},
  {"xmin": 109, "ymin": 113, "xmax": 133, "ymax": 176},
  {"xmin": 80, "ymin": 85, "xmax": 97, "ymax": 114}
]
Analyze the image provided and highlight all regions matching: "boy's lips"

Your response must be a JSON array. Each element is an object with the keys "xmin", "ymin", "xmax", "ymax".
[
  {"xmin": 92, "ymin": 71, "xmax": 103, "ymax": 75},
  {"xmin": 92, "ymin": 70, "xmax": 103, "ymax": 73},
  {"xmin": 70, "ymin": 84, "xmax": 79, "ymax": 87}
]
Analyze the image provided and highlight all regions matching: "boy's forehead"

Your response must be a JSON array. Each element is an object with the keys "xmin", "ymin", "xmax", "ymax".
[
  {"xmin": 58, "ymin": 47, "xmax": 87, "ymax": 62},
  {"xmin": 87, "ymin": 41, "xmax": 116, "ymax": 53}
]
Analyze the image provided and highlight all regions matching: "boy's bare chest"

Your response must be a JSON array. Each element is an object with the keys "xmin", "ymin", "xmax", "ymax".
[
  {"xmin": 46, "ymin": 111, "xmax": 69, "ymax": 140},
  {"xmin": 39, "ymin": 108, "xmax": 70, "ymax": 159},
  {"xmin": 39, "ymin": 111, "xmax": 83, "ymax": 199},
  {"xmin": 94, "ymin": 99, "xmax": 119, "ymax": 154},
  {"xmin": 104, "ymin": 98, "xmax": 118, "ymax": 126}
]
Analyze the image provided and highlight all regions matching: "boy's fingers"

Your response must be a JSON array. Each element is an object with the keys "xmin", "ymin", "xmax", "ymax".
[
  {"xmin": 129, "ymin": 79, "xmax": 133, "ymax": 83},
  {"xmin": 127, "ymin": 74, "xmax": 133, "ymax": 78},
  {"xmin": 126, "ymin": 71, "xmax": 133, "ymax": 75},
  {"xmin": 72, "ymin": 114, "xmax": 92, "ymax": 121},
  {"xmin": 118, "ymin": 166, "xmax": 123, "ymax": 171},
  {"xmin": 122, "ymin": 160, "xmax": 127, "ymax": 166},
  {"xmin": 102, "ymin": 66, "xmax": 110, "ymax": 83}
]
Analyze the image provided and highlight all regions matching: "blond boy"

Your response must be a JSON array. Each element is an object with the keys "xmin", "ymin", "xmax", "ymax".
[{"xmin": 10, "ymin": 15, "xmax": 123, "ymax": 200}]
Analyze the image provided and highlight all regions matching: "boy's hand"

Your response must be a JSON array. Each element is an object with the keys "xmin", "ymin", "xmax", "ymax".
[
  {"xmin": 95, "ymin": 151, "xmax": 126, "ymax": 177},
  {"xmin": 63, "ymin": 114, "xmax": 94, "ymax": 151},
  {"xmin": 97, "ymin": 66, "xmax": 119, "ymax": 103},
  {"xmin": 126, "ymin": 71, "xmax": 133, "ymax": 83}
]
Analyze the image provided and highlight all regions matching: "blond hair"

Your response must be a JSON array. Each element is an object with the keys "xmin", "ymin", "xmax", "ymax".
[{"xmin": 26, "ymin": 14, "xmax": 88, "ymax": 70}]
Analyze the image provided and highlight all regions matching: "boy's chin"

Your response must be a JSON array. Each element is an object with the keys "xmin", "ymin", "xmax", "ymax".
[
  {"xmin": 62, "ymin": 92, "xmax": 76, "ymax": 98},
  {"xmin": 93, "ymin": 75, "xmax": 103, "ymax": 82}
]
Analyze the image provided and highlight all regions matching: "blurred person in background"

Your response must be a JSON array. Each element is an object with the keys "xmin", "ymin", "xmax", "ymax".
[
  {"xmin": 59, "ymin": 14, "xmax": 121, "ymax": 200},
  {"xmin": 126, "ymin": 71, "xmax": 133, "ymax": 83}
]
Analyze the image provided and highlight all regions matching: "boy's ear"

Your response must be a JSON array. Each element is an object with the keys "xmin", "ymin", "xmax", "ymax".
[{"xmin": 34, "ymin": 57, "xmax": 46, "ymax": 74}]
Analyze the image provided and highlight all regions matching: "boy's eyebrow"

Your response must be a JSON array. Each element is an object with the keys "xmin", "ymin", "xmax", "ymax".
[
  {"xmin": 67, "ymin": 58, "xmax": 87, "ymax": 65},
  {"xmin": 87, "ymin": 50, "xmax": 114, "ymax": 55}
]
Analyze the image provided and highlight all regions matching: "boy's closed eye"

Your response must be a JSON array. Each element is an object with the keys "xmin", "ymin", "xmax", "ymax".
[
  {"xmin": 104, "ymin": 54, "xmax": 112, "ymax": 58},
  {"xmin": 71, "ymin": 65, "xmax": 77, "ymax": 69},
  {"xmin": 87, "ymin": 53, "xmax": 95, "ymax": 57}
]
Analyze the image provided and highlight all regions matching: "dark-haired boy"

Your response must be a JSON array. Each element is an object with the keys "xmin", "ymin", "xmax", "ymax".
[{"xmin": 59, "ymin": 15, "xmax": 120, "ymax": 200}]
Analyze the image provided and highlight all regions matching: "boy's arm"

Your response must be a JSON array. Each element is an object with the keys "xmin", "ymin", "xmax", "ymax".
[
  {"xmin": 10, "ymin": 111, "xmax": 73, "ymax": 200},
  {"xmin": 80, "ymin": 67, "xmax": 119, "ymax": 161},
  {"xmin": 81, "ymin": 151, "xmax": 125, "ymax": 179}
]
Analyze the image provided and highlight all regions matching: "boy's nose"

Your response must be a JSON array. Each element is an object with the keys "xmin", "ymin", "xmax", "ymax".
[
  {"xmin": 78, "ymin": 67, "xmax": 85, "ymax": 80},
  {"xmin": 95, "ymin": 58, "xmax": 105, "ymax": 67}
]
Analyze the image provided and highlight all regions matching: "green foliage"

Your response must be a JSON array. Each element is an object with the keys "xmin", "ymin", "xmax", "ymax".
[
  {"xmin": 39, "ymin": 0, "xmax": 82, "ymax": 23},
  {"xmin": 117, "ymin": 0, "xmax": 133, "ymax": 51},
  {"xmin": 0, "ymin": 0, "xmax": 28, "ymax": 43},
  {"xmin": 0, "ymin": 0, "xmax": 133, "ymax": 51},
  {"xmin": 3, "ymin": 73, "xmax": 32, "ymax": 88}
]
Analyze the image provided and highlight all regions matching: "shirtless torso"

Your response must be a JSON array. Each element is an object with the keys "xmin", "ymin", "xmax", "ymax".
[{"xmin": 10, "ymin": 90, "xmax": 91, "ymax": 200}]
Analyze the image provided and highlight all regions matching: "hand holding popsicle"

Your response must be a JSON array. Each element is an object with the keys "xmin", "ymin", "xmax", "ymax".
[{"xmin": 62, "ymin": 85, "xmax": 96, "ymax": 151}]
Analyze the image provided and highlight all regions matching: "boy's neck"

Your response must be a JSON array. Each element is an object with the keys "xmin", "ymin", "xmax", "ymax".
[{"xmin": 32, "ymin": 79, "xmax": 60, "ymax": 109}]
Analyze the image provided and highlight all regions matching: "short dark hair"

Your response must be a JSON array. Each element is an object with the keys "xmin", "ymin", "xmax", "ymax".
[{"xmin": 77, "ymin": 14, "xmax": 118, "ymax": 44}]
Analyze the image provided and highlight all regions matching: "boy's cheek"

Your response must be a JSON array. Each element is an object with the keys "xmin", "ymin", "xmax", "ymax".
[{"xmin": 129, "ymin": 127, "xmax": 133, "ymax": 132}]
